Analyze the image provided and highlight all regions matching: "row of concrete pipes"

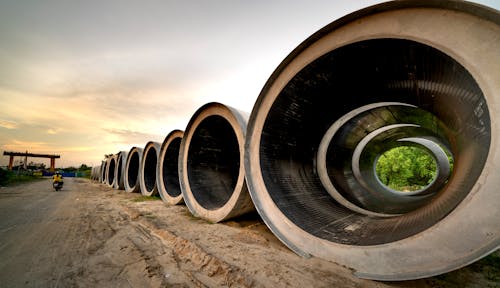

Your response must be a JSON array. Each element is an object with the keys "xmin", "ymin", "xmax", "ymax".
[
  {"xmin": 90, "ymin": 102, "xmax": 253, "ymax": 223},
  {"xmin": 90, "ymin": 1, "xmax": 499, "ymax": 282}
]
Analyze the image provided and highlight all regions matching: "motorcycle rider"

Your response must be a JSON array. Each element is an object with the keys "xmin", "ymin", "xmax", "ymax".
[{"xmin": 52, "ymin": 171, "xmax": 64, "ymax": 188}]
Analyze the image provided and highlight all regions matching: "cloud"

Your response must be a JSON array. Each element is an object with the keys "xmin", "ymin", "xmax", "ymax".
[
  {"xmin": 1, "ymin": 139, "xmax": 49, "ymax": 151},
  {"xmin": 103, "ymin": 128, "xmax": 163, "ymax": 144},
  {"xmin": 0, "ymin": 119, "xmax": 18, "ymax": 129},
  {"xmin": 60, "ymin": 146, "xmax": 94, "ymax": 152}
]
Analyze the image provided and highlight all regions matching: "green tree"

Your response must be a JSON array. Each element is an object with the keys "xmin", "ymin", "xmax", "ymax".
[{"xmin": 376, "ymin": 146, "xmax": 437, "ymax": 191}]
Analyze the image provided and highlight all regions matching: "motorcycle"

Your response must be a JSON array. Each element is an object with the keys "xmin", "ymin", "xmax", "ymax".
[{"xmin": 53, "ymin": 181, "xmax": 63, "ymax": 191}]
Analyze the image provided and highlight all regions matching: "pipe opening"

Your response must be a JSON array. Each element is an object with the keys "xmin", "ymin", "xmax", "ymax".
[
  {"xmin": 375, "ymin": 145, "xmax": 443, "ymax": 193},
  {"xmin": 187, "ymin": 115, "xmax": 240, "ymax": 210},
  {"xmin": 116, "ymin": 154, "xmax": 123, "ymax": 187},
  {"xmin": 127, "ymin": 152, "xmax": 139, "ymax": 188},
  {"xmin": 144, "ymin": 147, "xmax": 158, "ymax": 192},
  {"xmin": 108, "ymin": 158, "xmax": 116, "ymax": 185},
  {"xmin": 162, "ymin": 137, "xmax": 182, "ymax": 197},
  {"xmin": 259, "ymin": 38, "xmax": 490, "ymax": 245},
  {"xmin": 101, "ymin": 162, "xmax": 107, "ymax": 183}
]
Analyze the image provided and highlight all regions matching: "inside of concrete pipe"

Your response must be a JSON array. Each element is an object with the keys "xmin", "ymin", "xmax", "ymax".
[
  {"xmin": 143, "ymin": 147, "xmax": 158, "ymax": 192},
  {"xmin": 259, "ymin": 38, "xmax": 490, "ymax": 245},
  {"xmin": 107, "ymin": 157, "xmax": 116, "ymax": 186},
  {"xmin": 162, "ymin": 137, "xmax": 182, "ymax": 197},
  {"xmin": 116, "ymin": 154, "xmax": 123, "ymax": 187},
  {"xmin": 127, "ymin": 151, "xmax": 140, "ymax": 189},
  {"xmin": 101, "ymin": 161, "xmax": 107, "ymax": 183},
  {"xmin": 187, "ymin": 115, "xmax": 240, "ymax": 210}
]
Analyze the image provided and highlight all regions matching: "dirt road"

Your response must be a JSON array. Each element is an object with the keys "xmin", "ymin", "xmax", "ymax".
[{"xmin": 0, "ymin": 178, "xmax": 496, "ymax": 287}]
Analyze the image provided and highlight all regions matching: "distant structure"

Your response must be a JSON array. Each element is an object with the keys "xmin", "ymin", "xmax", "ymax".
[{"xmin": 3, "ymin": 151, "xmax": 60, "ymax": 172}]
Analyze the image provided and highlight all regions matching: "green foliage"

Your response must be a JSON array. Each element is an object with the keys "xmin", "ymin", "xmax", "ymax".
[
  {"xmin": 375, "ymin": 146, "xmax": 437, "ymax": 192},
  {"xmin": 0, "ymin": 168, "xmax": 43, "ymax": 186},
  {"xmin": 60, "ymin": 164, "xmax": 92, "ymax": 178}
]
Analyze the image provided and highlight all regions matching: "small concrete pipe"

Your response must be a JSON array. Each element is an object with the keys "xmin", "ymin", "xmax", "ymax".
[
  {"xmin": 244, "ymin": 1, "xmax": 500, "ymax": 281},
  {"xmin": 94, "ymin": 166, "xmax": 101, "ymax": 181},
  {"xmin": 139, "ymin": 141, "xmax": 161, "ymax": 197},
  {"xmin": 91, "ymin": 166, "xmax": 98, "ymax": 181},
  {"xmin": 157, "ymin": 130, "xmax": 184, "ymax": 205},
  {"xmin": 114, "ymin": 151, "xmax": 128, "ymax": 190},
  {"xmin": 124, "ymin": 147, "xmax": 143, "ymax": 193},
  {"xmin": 98, "ymin": 160, "xmax": 105, "ymax": 183},
  {"xmin": 100, "ymin": 159, "xmax": 108, "ymax": 184},
  {"xmin": 179, "ymin": 102, "xmax": 255, "ymax": 223},
  {"xmin": 106, "ymin": 154, "xmax": 117, "ymax": 188}
]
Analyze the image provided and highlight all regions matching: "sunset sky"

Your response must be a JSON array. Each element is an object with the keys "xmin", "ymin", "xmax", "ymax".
[{"xmin": 0, "ymin": 0, "xmax": 498, "ymax": 168}]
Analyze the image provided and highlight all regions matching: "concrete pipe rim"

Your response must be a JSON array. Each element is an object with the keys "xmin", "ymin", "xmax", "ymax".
[
  {"xmin": 114, "ymin": 151, "xmax": 128, "ymax": 190},
  {"xmin": 124, "ymin": 147, "xmax": 143, "ymax": 193},
  {"xmin": 100, "ymin": 160, "xmax": 108, "ymax": 184},
  {"xmin": 106, "ymin": 154, "xmax": 117, "ymax": 188},
  {"xmin": 140, "ymin": 141, "xmax": 161, "ymax": 197},
  {"xmin": 244, "ymin": 1, "xmax": 500, "ymax": 281},
  {"xmin": 157, "ymin": 130, "xmax": 184, "ymax": 205},
  {"xmin": 179, "ymin": 102, "xmax": 253, "ymax": 223}
]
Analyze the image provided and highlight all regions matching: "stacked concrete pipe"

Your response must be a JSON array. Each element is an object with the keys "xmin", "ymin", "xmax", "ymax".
[
  {"xmin": 179, "ymin": 102, "xmax": 255, "ymax": 223},
  {"xmin": 139, "ymin": 141, "xmax": 161, "ymax": 196},
  {"xmin": 244, "ymin": 1, "xmax": 500, "ymax": 281},
  {"xmin": 106, "ymin": 154, "xmax": 117, "ymax": 188},
  {"xmin": 124, "ymin": 147, "xmax": 143, "ymax": 193},
  {"xmin": 157, "ymin": 130, "xmax": 184, "ymax": 205},
  {"xmin": 114, "ymin": 151, "xmax": 128, "ymax": 190}
]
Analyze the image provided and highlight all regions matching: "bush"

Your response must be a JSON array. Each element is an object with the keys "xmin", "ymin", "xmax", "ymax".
[{"xmin": 0, "ymin": 168, "xmax": 43, "ymax": 186}]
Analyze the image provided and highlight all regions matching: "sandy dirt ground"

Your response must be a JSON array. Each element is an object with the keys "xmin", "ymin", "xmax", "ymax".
[{"xmin": 0, "ymin": 178, "xmax": 497, "ymax": 287}]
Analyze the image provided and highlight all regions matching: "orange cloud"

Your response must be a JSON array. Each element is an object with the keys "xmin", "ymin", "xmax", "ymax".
[{"xmin": 0, "ymin": 119, "xmax": 18, "ymax": 129}]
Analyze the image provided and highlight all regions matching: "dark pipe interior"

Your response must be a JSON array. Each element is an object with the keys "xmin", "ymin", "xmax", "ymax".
[
  {"xmin": 187, "ymin": 115, "xmax": 240, "ymax": 210},
  {"xmin": 260, "ymin": 39, "xmax": 490, "ymax": 245},
  {"xmin": 108, "ymin": 158, "xmax": 116, "ymax": 185},
  {"xmin": 162, "ymin": 137, "xmax": 182, "ymax": 197},
  {"xmin": 127, "ymin": 152, "xmax": 139, "ymax": 188},
  {"xmin": 101, "ymin": 162, "xmax": 107, "ymax": 181},
  {"xmin": 144, "ymin": 147, "xmax": 158, "ymax": 192}
]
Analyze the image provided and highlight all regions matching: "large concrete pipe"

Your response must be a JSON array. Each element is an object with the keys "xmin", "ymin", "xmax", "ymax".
[
  {"xmin": 124, "ymin": 147, "xmax": 143, "ymax": 193},
  {"xmin": 179, "ymin": 102, "xmax": 255, "ymax": 223},
  {"xmin": 106, "ymin": 154, "xmax": 117, "ymax": 188},
  {"xmin": 139, "ymin": 141, "xmax": 161, "ymax": 196},
  {"xmin": 245, "ymin": 1, "xmax": 499, "ymax": 281},
  {"xmin": 114, "ymin": 151, "xmax": 128, "ymax": 190},
  {"xmin": 157, "ymin": 130, "xmax": 184, "ymax": 205}
]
